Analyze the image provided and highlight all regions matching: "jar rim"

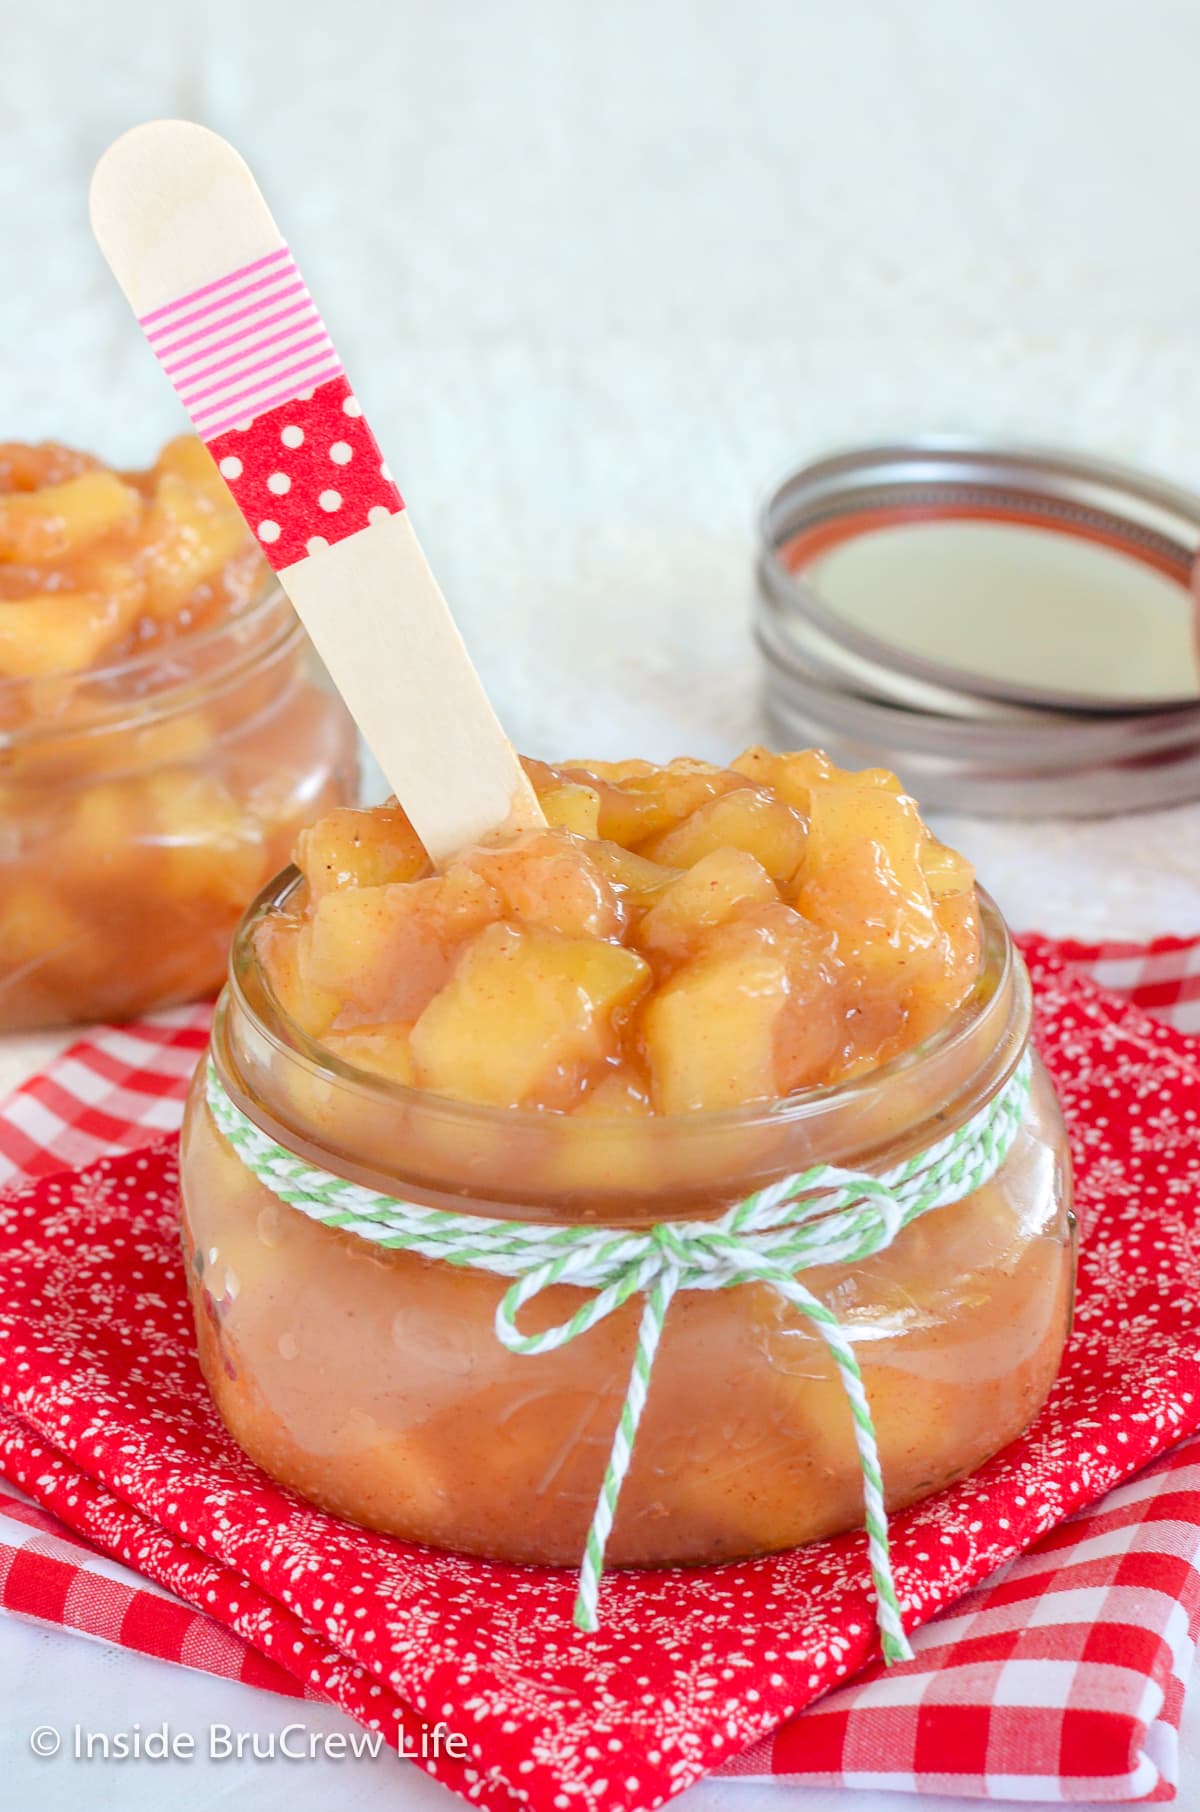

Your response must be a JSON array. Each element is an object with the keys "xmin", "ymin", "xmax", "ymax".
[{"xmin": 223, "ymin": 864, "xmax": 1025, "ymax": 1140}]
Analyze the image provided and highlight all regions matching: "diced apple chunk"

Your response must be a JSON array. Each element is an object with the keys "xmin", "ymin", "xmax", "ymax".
[
  {"xmin": 123, "ymin": 711, "xmax": 214, "ymax": 774},
  {"xmin": 145, "ymin": 771, "xmax": 267, "ymax": 907},
  {"xmin": 559, "ymin": 756, "xmax": 748, "ymax": 848},
  {"xmin": 643, "ymin": 943, "xmax": 790, "ymax": 1112},
  {"xmin": 642, "ymin": 787, "xmax": 808, "ymax": 882},
  {"xmin": 920, "ymin": 834, "xmax": 975, "ymax": 898},
  {"xmin": 732, "ymin": 745, "xmax": 903, "ymax": 813},
  {"xmin": 0, "ymin": 471, "xmax": 140, "ymax": 562},
  {"xmin": 644, "ymin": 909, "xmax": 840, "ymax": 1108},
  {"xmin": 65, "ymin": 780, "xmax": 146, "ymax": 880},
  {"xmin": 321, "ymin": 1024, "xmax": 417, "ymax": 1086},
  {"xmin": 411, "ymin": 923, "xmax": 651, "ymax": 1108},
  {"xmin": 241, "ymin": 743, "xmax": 983, "ymax": 1118},
  {"xmin": 0, "ymin": 883, "xmax": 94, "ymax": 976},
  {"xmin": 141, "ymin": 473, "xmax": 251, "ymax": 617},
  {"xmin": 304, "ymin": 868, "xmax": 502, "ymax": 1024},
  {"xmin": 0, "ymin": 441, "xmax": 100, "ymax": 491},
  {"xmin": 461, "ymin": 831, "xmax": 622, "ymax": 939},
  {"xmin": 561, "ymin": 758, "xmax": 656, "ymax": 782},
  {"xmin": 255, "ymin": 916, "xmax": 341, "ymax": 1039},
  {"xmin": 0, "ymin": 591, "xmax": 126, "ymax": 679},
  {"xmin": 636, "ymin": 848, "xmax": 777, "ymax": 959},
  {"xmin": 795, "ymin": 784, "xmax": 940, "ymax": 985},
  {"xmin": 297, "ymin": 801, "xmax": 428, "ymax": 902},
  {"xmin": 577, "ymin": 1071, "xmax": 653, "ymax": 1116},
  {"xmin": 588, "ymin": 841, "xmax": 679, "ymax": 910},
  {"xmin": 150, "ymin": 435, "xmax": 234, "ymax": 508},
  {"xmin": 536, "ymin": 782, "xmax": 602, "ymax": 838}
]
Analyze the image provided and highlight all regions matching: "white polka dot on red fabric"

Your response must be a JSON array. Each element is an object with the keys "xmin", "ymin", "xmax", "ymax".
[
  {"xmin": 267, "ymin": 471, "xmax": 291, "ymax": 496},
  {"xmin": 342, "ymin": 395, "xmax": 363, "ymax": 418},
  {"xmin": 281, "ymin": 425, "xmax": 304, "ymax": 449},
  {"xmin": 318, "ymin": 490, "xmax": 342, "ymax": 512},
  {"xmin": 218, "ymin": 455, "xmax": 243, "ymax": 480},
  {"xmin": 380, "ymin": 461, "xmax": 394, "ymax": 482},
  {"xmin": 368, "ymin": 505, "xmax": 391, "ymax": 527},
  {"xmin": 258, "ymin": 519, "xmax": 281, "ymax": 544},
  {"xmin": 329, "ymin": 441, "xmax": 353, "ymax": 465},
  {"xmin": 306, "ymin": 535, "xmax": 329, "ymax": 554}
]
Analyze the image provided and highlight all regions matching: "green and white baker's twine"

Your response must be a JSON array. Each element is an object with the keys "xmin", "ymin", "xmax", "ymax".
[{"xmin": 205, "ymin": 1052, "xmax": 1033, "ymax": 1664}]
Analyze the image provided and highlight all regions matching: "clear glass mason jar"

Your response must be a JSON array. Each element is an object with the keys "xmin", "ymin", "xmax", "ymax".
[
  {"xmin": 180, "ymin": 877, "xmax": 1075, "ymax": 1569},
  {"xmin": 0, "ymin": 586, "xmax": 358, "ymax": 1030}
]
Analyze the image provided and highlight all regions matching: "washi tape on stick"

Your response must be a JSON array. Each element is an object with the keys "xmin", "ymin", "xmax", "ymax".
[{"xmin": 90, "ymin": 120, "xmax": 543, "ymax": 863}]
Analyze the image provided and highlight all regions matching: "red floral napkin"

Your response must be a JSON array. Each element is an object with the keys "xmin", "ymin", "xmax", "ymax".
[
  {"xmin": 2, "ymin": 1428, "xmax": 1198, "ymax": 1802},
  {"xmin": 0, "ymin": 935, "xmax": 1198, "ymax": 1811},
  {"xmin": 0, "ymin": 1477, "xmax": 314, "ymax": 1699}
]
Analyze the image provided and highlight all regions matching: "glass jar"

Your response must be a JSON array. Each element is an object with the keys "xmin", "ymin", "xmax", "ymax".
[
  {"xmin": 180, "ymin": 877, "xmax": 1074, "ymax": 1569},
  {"xmin": 0, "ymin": 586, "xmax": 358, "ymax": 1030}
]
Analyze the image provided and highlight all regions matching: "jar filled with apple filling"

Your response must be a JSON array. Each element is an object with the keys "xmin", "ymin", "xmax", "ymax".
[
  {"xmin": 181, "ymin": 751, "xmax": 1075, "ymax": 1587},
  {"xmin": 0, "ymin": 437, "xmax": 359, "ymax": 1029}
]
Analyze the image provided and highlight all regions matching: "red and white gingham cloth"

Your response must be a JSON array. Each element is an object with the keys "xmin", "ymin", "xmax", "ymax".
[
  {"xmin": 0, "ymin": 930, "xmax": 1198, "ymax": 1804},
  {"xmin": 1048, "ymin": 935, "xmax": 1200, "ymax": 1039},
  {"xmin": 0, "ymin": 1480, "xmax": 315, "ymax": 1699},
  {"xmin": 0, "ymin": 1003, "xmax": 210, "ymax": 1190},
  {"xmin": 726, "ymin": 1436, "xmax": 1200, "ymax": 1800}
]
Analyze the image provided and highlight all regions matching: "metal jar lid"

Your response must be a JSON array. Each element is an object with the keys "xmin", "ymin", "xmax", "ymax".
[{"xmin": 755, "ymin": 438, "xmax": 1200, "ymax": 816}]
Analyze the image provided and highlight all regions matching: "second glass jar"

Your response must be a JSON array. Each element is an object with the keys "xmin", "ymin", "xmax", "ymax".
[{"xmin": 0, "ymin": 585, "xmax": 359, "ymax": 1030}]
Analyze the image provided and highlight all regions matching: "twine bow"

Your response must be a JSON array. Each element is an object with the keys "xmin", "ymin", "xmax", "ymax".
[{"xmin": 205, "ymin": 1051, "xmax": 1033, "ymax": 1664}]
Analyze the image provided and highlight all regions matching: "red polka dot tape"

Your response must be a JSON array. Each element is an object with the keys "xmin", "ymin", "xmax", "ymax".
[
  {"xmin": 208, "ymin": 375, "xmax": 404, "ymax": 571},
  {"xmin": 138, "ymin": 249, "xmax": 404, "ymax": 569}
]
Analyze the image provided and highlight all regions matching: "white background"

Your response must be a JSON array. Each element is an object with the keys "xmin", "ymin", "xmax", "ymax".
[{"xmin": 1, "ymin": 0, "xmax": 1199, "ymax": 1806}]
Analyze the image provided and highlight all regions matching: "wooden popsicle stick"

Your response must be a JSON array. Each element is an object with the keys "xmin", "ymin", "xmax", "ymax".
[{"xmin": 89, "ymin": 120, "xmax": 543, "ymax": 864}]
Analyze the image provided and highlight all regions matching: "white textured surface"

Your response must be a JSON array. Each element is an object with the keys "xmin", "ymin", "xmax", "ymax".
[
  {"xmin": 5, "ymin": 1599, "xmax": 1198, "ymax": 1812},
  {"xmin": 3, "ymin": 0, "xmax": 1200, "ymax": 939},
  {"xmin": 3, "ymin": 2, "xmax": 1200, "ymax": 1806}
]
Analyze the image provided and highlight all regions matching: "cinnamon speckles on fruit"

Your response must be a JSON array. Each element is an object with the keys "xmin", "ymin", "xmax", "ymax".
[{"xmin": 257, "ymin": 748, "xmax": 981, "ymax": 1114}]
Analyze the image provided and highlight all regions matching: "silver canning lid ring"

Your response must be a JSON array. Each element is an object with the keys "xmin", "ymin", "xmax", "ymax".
[
  {"xmin": 757, "ymin": 436, "xmax": 1200, "ymax": 719},
  {"xmin": 757, "ymin": 605, "xmax": 1200, "ymax": 763},
  {"xmin": 761, "ymin": 651, "xmax": 1200, "ymax": 818}
]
